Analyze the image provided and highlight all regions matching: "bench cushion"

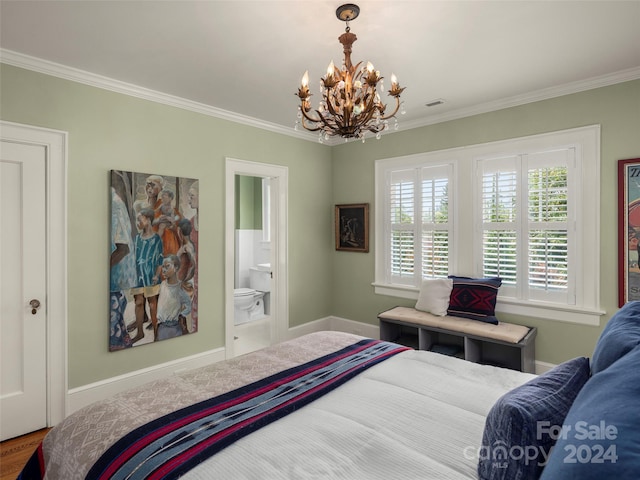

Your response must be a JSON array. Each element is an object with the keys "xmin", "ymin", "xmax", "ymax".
[{"xmin": 378, "ymin": 306, "xmax": 530, "ymax": 344}]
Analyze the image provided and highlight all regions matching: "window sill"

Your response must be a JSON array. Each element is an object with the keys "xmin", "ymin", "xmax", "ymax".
[{"xmin": 372, "ymin": 283, "xmax": 605, "ymax": 326}]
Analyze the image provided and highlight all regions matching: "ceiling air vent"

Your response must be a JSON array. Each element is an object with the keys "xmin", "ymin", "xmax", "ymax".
[{"xmin": 425, "ymin": 99, "xmax": 445, "ymax": 107}]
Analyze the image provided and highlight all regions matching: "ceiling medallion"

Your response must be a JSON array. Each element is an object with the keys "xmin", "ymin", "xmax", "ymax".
[{"xmin": 295, "ymin": 3, "xmax": 406, "ymax": 143}]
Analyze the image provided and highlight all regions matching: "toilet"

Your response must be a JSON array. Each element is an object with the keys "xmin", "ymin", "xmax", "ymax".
[
  {"xmin": 249, "ymin": 263, "xmax": 271, "ymax": 292},
  {"xmin": 234, "ymin": 264, "xmax": 272, "ymax": 325},
  {"xmin": 233, "ymin": 288, "xmax": 265, "ymax": 324}
]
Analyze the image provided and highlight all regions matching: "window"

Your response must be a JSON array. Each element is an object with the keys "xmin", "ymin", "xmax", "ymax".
[
  {"xmin": 388, "ymin": 165, "xmax": 452, "ymax": 285},
  {"xmin": 477, "ymin": 150, "xmax": 572, "ymax": 305},
  {"xmin": 375, "ymin": 126, "xmax": 603, "ymax": 325}
]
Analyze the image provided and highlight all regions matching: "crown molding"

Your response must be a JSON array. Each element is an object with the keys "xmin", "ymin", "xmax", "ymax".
[
  {"xmin": 399, "ymin": 66, "xmax": 640, "ymax": 132},
  {"xmin": 0, "ymin": 48, "xmax": 317, "ymax": 142},
  {"xmin": 313, "ymin": 65, "xmax": 640, "ymax": 145},
  {"xmin": 2, "ymin": 49, "xmax": 638, "ymax": 145}
]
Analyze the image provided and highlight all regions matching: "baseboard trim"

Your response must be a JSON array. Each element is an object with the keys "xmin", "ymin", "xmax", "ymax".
[
  {"xmin": 286, "ymin": 316, "xmax": 380, "ymax": 340},
  {"xmin": 67, "ymin": 316, "xmax": 553, "ymax": 415},
  {"xmin": 327, "ymin": 316, "xmax": 381, "ymax": 339},
  {"xmin": 285, "ymin": 317, "xmax": 331, "ymax": 339},
  {"xmin": 533, "ymin": 360, "xmax": 557, "ymax": 375},
  {"xmin": 67, "ymin": 319, "xmax": 333, "ymax": 414},
  {"xmin": 67, "ymin": 347, "xmax": 225, "ymax": 414}
]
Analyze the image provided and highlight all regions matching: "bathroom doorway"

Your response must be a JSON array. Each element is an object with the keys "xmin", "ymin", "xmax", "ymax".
[{"xmin": 225, "ymin": 158, "xmax": 288, "ymax": 358}]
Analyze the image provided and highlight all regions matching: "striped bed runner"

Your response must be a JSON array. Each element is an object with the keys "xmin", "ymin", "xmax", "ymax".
[{"xmin": 70, "ymin": 338, "xmax": 409, "ymax": 480}]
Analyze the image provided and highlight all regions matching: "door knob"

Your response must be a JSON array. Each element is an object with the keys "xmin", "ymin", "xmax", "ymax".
[{"xmin": 30, "ymin": 299, "xmax": 41, "ymax": 315}]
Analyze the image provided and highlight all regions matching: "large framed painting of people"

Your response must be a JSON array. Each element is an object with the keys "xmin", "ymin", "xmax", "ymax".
[
  {"xmin": 618, "ymin": 158, "xmax": 640, "ymax": 307},
  {"xmin": 110, "ymin": 170, "xmax": 199, "ymax": 351}
]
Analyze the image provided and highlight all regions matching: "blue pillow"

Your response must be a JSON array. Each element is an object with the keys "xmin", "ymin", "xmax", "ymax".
[
  {"xmin": 447, "ymin": 276, "xmax": 501, "ymax": 324},
  {"xmin": 478, "ymin": 357, "xmax": 590, "ymax": 480},
  {"xmin": 540, "ymin": 347, "xmax": 640, "ymax": 479},
  {"xmin": 591, "ymin": 301, "xmax": 640, "ymax": 374}
]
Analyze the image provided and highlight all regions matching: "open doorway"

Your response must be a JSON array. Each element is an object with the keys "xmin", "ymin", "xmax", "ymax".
[{"xmin": 224, "ymin": 158, "xmax": 288, "ymax": 358}]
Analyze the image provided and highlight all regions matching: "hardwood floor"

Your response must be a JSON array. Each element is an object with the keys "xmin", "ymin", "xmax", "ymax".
[{"xmin": 0, "ymin": 429, "xmax": 50, "ymax": 480}]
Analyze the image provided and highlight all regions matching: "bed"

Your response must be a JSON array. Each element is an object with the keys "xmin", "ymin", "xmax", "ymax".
[{"xmin": 19, "ymin": 305, "xmax": 640, "ymax": 479}]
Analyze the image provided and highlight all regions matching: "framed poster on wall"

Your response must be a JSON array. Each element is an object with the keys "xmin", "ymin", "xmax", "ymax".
[{"xmin": 618, "ymin": 158, "xmax": 640, "ymax": 306}]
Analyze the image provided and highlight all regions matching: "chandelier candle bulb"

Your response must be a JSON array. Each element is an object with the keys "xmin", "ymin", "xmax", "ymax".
[
  {"xmin": 327, "ymin": 61, "xmax": 335, "ymax": 78},
  {"xmin": 294, "ymin": 3, "xmax": 406, "ymax": 140}
]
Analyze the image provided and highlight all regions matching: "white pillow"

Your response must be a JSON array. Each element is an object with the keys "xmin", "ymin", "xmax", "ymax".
[{"xmin": 415, "ymin": 278, "xmax": 453, "ymax": 316}]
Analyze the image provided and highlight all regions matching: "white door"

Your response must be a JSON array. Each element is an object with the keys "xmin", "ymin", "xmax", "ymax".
[{"xmin": 0, "ymin": 139, "xmax": 48, "ymax": 441}]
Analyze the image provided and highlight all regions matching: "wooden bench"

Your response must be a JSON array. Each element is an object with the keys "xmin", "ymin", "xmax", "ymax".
[{"xmin": 378, "ymin": 306, "xmax": 537, "ymax": 373}]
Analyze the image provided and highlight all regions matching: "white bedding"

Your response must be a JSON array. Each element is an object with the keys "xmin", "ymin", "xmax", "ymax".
[
  {"xmin": 185, "ymin": 348, "xmax": 535, "ymax": 480},
  {"xmin": 35, "ymin": 333, "xmax": 535, "ymax": 479}
]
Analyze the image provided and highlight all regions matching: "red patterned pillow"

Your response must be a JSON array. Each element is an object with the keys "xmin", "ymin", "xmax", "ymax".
[{"xmin": 447, "ymin": 276, "xmax": 502, "ymax": 324}]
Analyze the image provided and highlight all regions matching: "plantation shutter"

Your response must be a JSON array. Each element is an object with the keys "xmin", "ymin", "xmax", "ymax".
[
  {"xmin": 421, "ymin": 166, "xmax": 450, "ymax": 278},
  {"xmin": 390, "ymin": 169, "xmax": 417, "ymax": 285},
  {"xmin": 478, "ymin": 149, "xmax": 572, "ymax": 303},
  {"xmin": 388, "ymin": 165, "xmax": 451, "ymax": 286},
  {"xmin": 480, "ymin": 155, "xmax": 519, "ymax": 298},
  {"xmin": 527, "ymin": 149, "xmax": 572, "ymax": 303}
]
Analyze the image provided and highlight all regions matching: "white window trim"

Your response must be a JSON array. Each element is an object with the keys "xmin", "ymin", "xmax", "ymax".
[{"xmin": 374, "ymin": 125, "xmax": 604, "ymax": 325}]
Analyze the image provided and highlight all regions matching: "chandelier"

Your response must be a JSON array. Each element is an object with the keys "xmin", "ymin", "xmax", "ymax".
[{"xmin": 295, "ymin": 3, "xmax": 405, "ymax": 142}]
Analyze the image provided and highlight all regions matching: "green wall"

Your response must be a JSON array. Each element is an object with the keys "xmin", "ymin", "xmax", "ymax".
[
  {"xmin": 331, "ymin": 79, "xmax": 640, "ymax": 365},
  {"xmin": 235, "ymin": 175, "xmax": 262, "ymax": 230},
  {"xmin": 2, "ymin": 61, "xmax": 639, "ymax": 387},
  {"xmin": 0, "ymin": 64, "xmax": 333, "ymax": 388}
]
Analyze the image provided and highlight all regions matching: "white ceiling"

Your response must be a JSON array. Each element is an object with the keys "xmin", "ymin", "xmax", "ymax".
[{"xmin": 1, "ymin": 0, "xmax": 639, "ymax": 141}]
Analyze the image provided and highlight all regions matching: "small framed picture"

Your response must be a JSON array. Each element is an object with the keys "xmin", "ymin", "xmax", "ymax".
[
  {"xmin": 618, "ymin": 158, "xmax": 640, "ymax": 306},
  {"xmin": 335, "ymin": 203, "xmax": 369, "ymax": 252}
]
